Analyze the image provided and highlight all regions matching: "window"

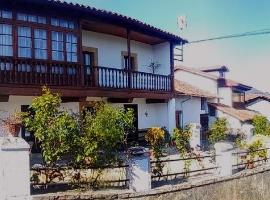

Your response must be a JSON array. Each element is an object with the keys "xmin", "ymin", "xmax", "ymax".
[
  {"xmin": 201, "ymin": 97, "xmax": 207, "ymax": 110},
  {"xmin": 122, "ymin": 52, "xmax": 137, "ymax": 70},
  {"xmin": 209, "ymin": 106, "xmax": 216, "ymax": 116},
  {"xmin": 17, "ymin": 13, "xmax": 46, "ymax": 24},
  {"xmin": 51, "ymin": 18, "xmax": 75, "ymax": 29},
  {"xmin": 0, "ymin": 24, "xmax": 13, "ymax": 56},
  {"xmin": 18, "ymin": 27, "xmax": 32, "ymax": 58},
  {"xmin": 175, "ymin": 111, "xmax": 183, "ymax": 128},
  {"xmin": 0, "ymin": 10, "xmax": 12, "ymax": 19},
  {"xmin": 34, "ymin": 29, "xmax": 47, "ymax": 59},
  {"xmin": 66, "ymin": 34, "xmax": 77, "ymax": 62},
  {"xmin": 52, "ymin": 31, "xmax": 64, "ymax": 61},
  {"xmin": 232, "ymin": 92, "xmax": 245, "ymax": 103},
  {"xmin": 83, "ymin": 52, "xmax": 94, "ymax": 75}
]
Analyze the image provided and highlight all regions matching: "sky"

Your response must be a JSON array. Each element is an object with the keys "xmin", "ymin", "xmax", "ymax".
[{"xmin": 66, "ymin": 0, "xmax": 270, "ymax": 92}]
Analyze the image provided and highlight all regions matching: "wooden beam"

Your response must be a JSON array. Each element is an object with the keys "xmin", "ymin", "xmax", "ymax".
[
  {"xmin": 107, "ymin": 98, "xmax": 133, "ymax": 103},
  {"xmin": 146, "ymin": 99, "xmax": 168, "ymax": 104},
  {"xmin": 170, "ymin": 42, "xmax": 175, "ymax": 92}
]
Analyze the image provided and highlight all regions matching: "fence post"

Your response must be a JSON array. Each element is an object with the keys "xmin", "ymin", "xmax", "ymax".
[
  {"xmin": 0, "ymin": 137, "xmax": 30, "ymax": 200},
  {"xmin": 128, "ymin": 149, "xmax": 151, "ymax": 192},
  {"xmin": 214, "ymin": 142, "xmax": 234, "ymax": 177}
]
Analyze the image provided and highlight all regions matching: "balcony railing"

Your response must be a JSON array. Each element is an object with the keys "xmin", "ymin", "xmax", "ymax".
[
  {"xmin": 0, "ymin": 57, "xmax": 172, "ymax": 92},
  {"xmin": 85, "ymin": 66, "xmax": 171, "ymax": 91}
]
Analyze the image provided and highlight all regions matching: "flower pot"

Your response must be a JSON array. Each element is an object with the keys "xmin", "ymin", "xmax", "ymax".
[{"xmin": 7, "ymin": 123, "xmax": 21, "ymax": 137}]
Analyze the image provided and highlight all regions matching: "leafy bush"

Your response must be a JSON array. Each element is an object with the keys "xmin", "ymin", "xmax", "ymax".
[
  {"xmin": 22, "ymin": 87, "xmax": 80, "ymax": 166},
  {"xmin": 209, "ymin": 118, "xmax": 229, "ymax": 144},
  {"xmin": 145, "ymin": 127, "xmax": 166, "ymax": 176},
  {"xmin": 252, "ymin": 115, "xmax": 270, "ymax": 136},
  {"xmin": 80, "ymin": 103, "xmax": 134, "ymax": 166}
]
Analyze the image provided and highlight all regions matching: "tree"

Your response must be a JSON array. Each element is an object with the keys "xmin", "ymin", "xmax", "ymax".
[
  {"xmin": 80, "ymin": 103, "xmax": 134, "ymax": 166},
  {"xmin": 22, "ymin": 87, "xmax": 80, "ymax": 166}
]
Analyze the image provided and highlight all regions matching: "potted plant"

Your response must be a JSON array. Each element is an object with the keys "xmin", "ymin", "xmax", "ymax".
[{"xmin": 2, "ymin": 113, "xmax": 22, "ymax": 137}]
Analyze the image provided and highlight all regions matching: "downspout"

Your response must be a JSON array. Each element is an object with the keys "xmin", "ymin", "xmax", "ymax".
[{"xmin": 180, "ymin": 96, "xmax": 192, "ymax": 127}]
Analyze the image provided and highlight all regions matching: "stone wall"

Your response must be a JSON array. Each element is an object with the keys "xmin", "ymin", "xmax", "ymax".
[{"xmin": 32, "ymin": 164, "xmax": 270, "ymax": 200}]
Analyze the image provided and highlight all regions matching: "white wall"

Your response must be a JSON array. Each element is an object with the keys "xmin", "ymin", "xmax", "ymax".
[
  {"xmin": 247, "ymin": 100, "xmax": 270, "ymax": 121},
  {"xmin": 110, "ymin": 98, "xmax": 168, "ymax": 130},
  {"xmin": 174, "ymin": 70, "xmax": 218, "ymax": 96},
  {"xmin": 0, "ymin": 96, "xmax": 80, "ymax": 136},
  {"xmin": 175, "ymin": 96, "xmax": 202, "ymax": 126},
  {"xmin": 218, "ymin": 87, "xmax": 232, "ymax": 106},
  {"xmin": 82, "ymin": 31, "xmax": 170, "ymax": 75},
  {"xmin": 211, "ymin": 110, "xmax": 253, "ymax": 137}
]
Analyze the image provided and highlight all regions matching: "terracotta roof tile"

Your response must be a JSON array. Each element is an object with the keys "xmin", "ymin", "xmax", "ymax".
[
  {"xmin": 209, "ymin": 103, "xmax": 258, "ymax": 122},
  {"xmin": 174, "ymin": 80, "xmax": 218, "ymax": 98},
  {"xmin": 174, "ymin": 65, "xmax": 219, "ymax": 80}
]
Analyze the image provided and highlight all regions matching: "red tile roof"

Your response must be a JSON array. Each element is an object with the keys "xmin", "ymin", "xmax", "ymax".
[
  {"xmin": 174, "ymin": 80, "xmax": 218, "ymax": 98},
  {"xmin": 174, "ymin": 65, "xmax": 219, "ymax": 80},
  {"xmin": 209, "ymin": 103, "xmax": 258, "ymax": 122}
]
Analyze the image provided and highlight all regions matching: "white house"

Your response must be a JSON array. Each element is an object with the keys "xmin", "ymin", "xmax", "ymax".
[
  {"xmin": 0, "ymin": 0, "xmax": 187, "ymax": 150},
  {"xmin": 174, "ymin": 65, "xmax": 258, "ymax": 141},
  {"xmin": 245, "ymin": 94, "xmax": 270, "ymax": 121}
]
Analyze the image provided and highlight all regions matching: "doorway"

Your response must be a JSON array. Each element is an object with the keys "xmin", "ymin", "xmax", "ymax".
[
  {"xmin": 124, "ymin": 104, "xmax": 138, "ymax": 142},
  {"xmin": 200, "ymin": 114, "xmax": 209, "ymax": 147}
]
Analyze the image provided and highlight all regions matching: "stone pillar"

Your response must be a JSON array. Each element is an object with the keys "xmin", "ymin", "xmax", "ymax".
[
  {"xmin": 214, "ymin": 142, "xmax": 234, "ymax": 177},
  {"xmin": 0, "ymin": 137, "xmax": 30, "ymax": 200},
  {"xmin": 128, "ymin": 150, "xmax": 151, "ymax": 192},
  {"xmin": 167, "ymin": 98, "xmax": 176, "ymax": 135},
  {"xmin": 189, "ymin": 123, "xmax": 201, "ymax": 148}
]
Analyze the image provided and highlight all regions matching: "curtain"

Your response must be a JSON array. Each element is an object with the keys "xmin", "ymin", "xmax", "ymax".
[
  {"xmin": 34, "ymin": 29, "xmax": 47, "ymax": 59},
  {"xmin": 18, "ymin": 26, "xmax": 32, "ymax": 58},
  {"xmin": 0, "ymin": 24, "xmax": 13, "ymax": 56},
  {"xmin": 52, "ymin": 31, "xmax": 64, "ymax": 61},
  {"xmin": 66, "ymin": 33, "xmax": 77, "ymax": 62}
]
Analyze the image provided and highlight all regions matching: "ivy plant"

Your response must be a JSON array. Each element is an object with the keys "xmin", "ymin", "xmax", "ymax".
[{"xmin": 172, "ymin": 125, "xmax": 192, "ymax": 177}]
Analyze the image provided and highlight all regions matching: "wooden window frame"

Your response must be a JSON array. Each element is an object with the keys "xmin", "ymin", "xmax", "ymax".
[
  {"xmin": 0, "ymin": 8, "xmax": 81, "ymax": 64},
  {"xmin": 82, "ymin": 46, "xmax": 98, "ymax": 66},
  {"xmin": 121, "ymin": 51, "xmax": 138, "ymax": 71}
]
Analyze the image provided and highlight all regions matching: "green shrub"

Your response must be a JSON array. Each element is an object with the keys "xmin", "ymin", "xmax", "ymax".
[
  {"xmin": 22, "ymin": 87, "xmax": 80, "ymax": 166},
  {"xmin": 252, "ymin": 115, "xmax": 270, "ymax": 136},
  {"xmin": 80, "ymin": 103, "xmax": 134, "ymax": 167},
  {"xmin": 209, "ymin": 118, "xmax": 229, "ymax": 144}
]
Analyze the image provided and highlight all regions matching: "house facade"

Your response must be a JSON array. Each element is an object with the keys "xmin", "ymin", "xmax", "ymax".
[
  {"xmin": 0, "ymin": 0, "xmax": 187, "ymax": 144},
  {"xmin": 245, "ymin": 94, "xmax": 270, "ymax": 121},
  {"xmin": 174, "ymin": 65, "xmax": 258, "ymax": 142}
]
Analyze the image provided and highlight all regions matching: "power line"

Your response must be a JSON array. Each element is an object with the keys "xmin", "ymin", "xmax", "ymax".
[{"xmin": 187, "ymin": 28, "xmax": 270, "ymax": 44}]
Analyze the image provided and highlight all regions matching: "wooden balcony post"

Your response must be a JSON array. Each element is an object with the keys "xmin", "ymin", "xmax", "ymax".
[
  {"xmin": 127, "ymin": 28, "xmax": 132, "ymax": 88},
  {"xmin": 170, "ymin": 42, "xmax": 175, "ymax": 92}
]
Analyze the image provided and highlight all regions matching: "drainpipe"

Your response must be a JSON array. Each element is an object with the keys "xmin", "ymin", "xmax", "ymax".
[{"xmin": 180, "ymin": 96, "xmax": 192, "ymax": 127}]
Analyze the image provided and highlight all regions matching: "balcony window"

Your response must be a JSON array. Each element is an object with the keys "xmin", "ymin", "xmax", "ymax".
[
  {"xmin": 0, "ymin": 24, "xmax": 13, "ymax": 56},
  {"xmin": 34, "ymin": 29, "xmax": 47, "ymax": 59},
  {"xmin": 17, "ymin": 13, "xmax": 46, "ymax": 24},
  {"xmin": 51, "ymin": 18, "xmax": 75, "ymax": 29},
  {"xmin": 18, "ymin": 27, "xmax": 32, "ymax": 58},
  {"xmin": 0, "ymin": 10, "xmax": 12, "ymax": 19},
  {"xmin": 52, "ymin": 31, "xmax": 64, "ymax": 61},
  {"xmin": 66, "ymin": 34, "xmax": 77, "ymax": 62}
]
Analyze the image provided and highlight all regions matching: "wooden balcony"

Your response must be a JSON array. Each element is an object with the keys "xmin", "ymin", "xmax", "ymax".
[{"xmin": 0, "ymin": 57, "xmax": 172, "ymax": 97}]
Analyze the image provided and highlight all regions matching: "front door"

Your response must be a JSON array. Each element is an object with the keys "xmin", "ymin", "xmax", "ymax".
[
  {"xmin": 124, "ymin": 104, "xmax": 138, "ymax": 142},
  {"xmin": 200, "ymin": 114, "xmax": 209, "ymax": 146}
]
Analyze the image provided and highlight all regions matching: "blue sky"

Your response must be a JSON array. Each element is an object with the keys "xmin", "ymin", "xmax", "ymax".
[{"xmin": 66, "ymin": 0, "xmax": 270, "ymax": 92}]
